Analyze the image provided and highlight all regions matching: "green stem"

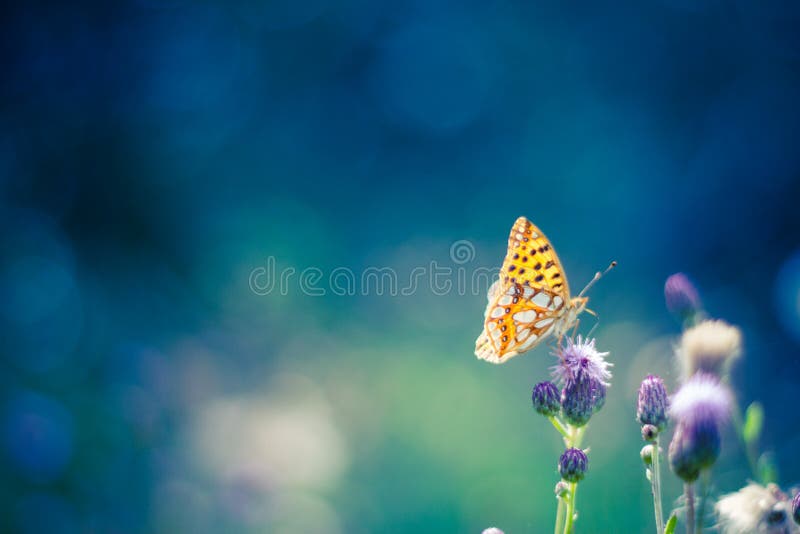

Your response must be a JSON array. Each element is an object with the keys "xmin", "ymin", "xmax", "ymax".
[
  {"xmin": 685, "ymin": 483, "xmax": 695, "ymax": 534},
  {"xmin": 548, "ymin": 416, "xmax": 570, "ymax": 439},
  {"xmin": 563, "ymin": 481, "xmax": 578, "ymax": 534},
  {"xmin": 572, "ymin": 426, "xmax": 586, "ymax": 448},
  {"xmin": 559, "ymin": 425, "xmax": 585, "ymax": 534},
  {"xmin": 553, "ymin": 423, "xmax": 575, "ymax": 534},
  {"xmin": 650, "ymin": 436, "xmax": 664, "ymax": 534},
  {"xmin": 554, "ymin": 496, "xmax": 566, "ymax": 534},
  {"xmin": 696, "ymin": 471, "xmax": 710, "ymax": 532}
]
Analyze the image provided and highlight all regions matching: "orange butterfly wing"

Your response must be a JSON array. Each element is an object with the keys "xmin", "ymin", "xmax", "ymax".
[
  {"xmin": 500, "ymin": 217, "xmax": 571, "ymax": 298},
  {"xmin": 474, "ymin": 217, "xmax": 571, "ymax": 364}
]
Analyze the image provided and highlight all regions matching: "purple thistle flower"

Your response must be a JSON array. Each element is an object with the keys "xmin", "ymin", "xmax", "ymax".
[
  {"xmin": 550, "ymin": 336, "xmax": 612, "ymax": 387},
  {"xmin": 558, "ymin": 447, "xmax": 588, "ymax": 483},
  {"xmin": 668, "ymin": 373, "xmax": 732, "ymax": 482},
  {"xmin": 637, "ymin": 375, "xmax": 669, "ymax": 431},
  {"xmin": 670, "ymin": 373, "xmax": 732, "ymax": 428},
  {"xmin": 664, "ymin": 273, "xmax": 701, "ymax": 319},
  {"xmin": 532, "ymin": 381, "xmax": 560, "ymax": 417},
  {"xmin": 561, "ymin": 371, "xmax": 606, "ymax": 427},
  {"xmin": 793, "ymin": 492, "xmax": 800, "ymax": 525}
]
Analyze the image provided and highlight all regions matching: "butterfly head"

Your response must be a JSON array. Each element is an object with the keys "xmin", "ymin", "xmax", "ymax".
[{"xmin": 570, "ymin": 296, "xmax": 589, "ymax": 314}]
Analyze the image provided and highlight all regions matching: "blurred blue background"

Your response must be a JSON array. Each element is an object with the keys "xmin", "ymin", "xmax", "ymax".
[{"xmin": 1, "ymin": 1, "xmax": 800, "ymax": 532}]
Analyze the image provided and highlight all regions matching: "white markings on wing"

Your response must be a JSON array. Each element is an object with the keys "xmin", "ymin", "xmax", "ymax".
[
  {"xmin": 522, "ymin": 286, "xmax": 534, "ymax": 299},
  {"xmin": 532, "ymin": 292, "xmax": 550, "ymax": 307},
  {"xmin": 518, "ymin": 333, "xmax": 540, "ymax": 350},
  {"xmin": 512, "ymin": 310, "xmax": 536, "ymax": 323}
]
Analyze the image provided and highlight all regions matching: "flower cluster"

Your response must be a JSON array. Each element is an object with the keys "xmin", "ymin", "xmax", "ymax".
[
  {"xmin": 630, "ymin": 273, "xmax": 799, "ymax": 534},
  {"xmin": 529, "ymin": 336, "xmax": 612, "ymax": 534}
]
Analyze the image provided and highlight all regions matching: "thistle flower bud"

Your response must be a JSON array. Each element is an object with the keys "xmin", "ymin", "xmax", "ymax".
[
  {"xmin": 554, "ymin": 481, "xmax": 570, "ymax": 499},
  {"xmin": 668, "ymin": 420, "xmax": 719, "ymax": 483},
  {"xmin": 664, "ymin": 273, "xmax": 701, "ymax": 320},
  {"xmin": 561, "ymin": 372, "xmax": 606, "ymax": 427},
  {"xmin": 532, "ymin": 381, "xmax": 560, "ymax": 417},
  {"xmin": 678, "ymin": 319, "xmax": 743, "ymax": 379},
  {"xmin": 793, "ymin": 492, "xmax": 800, "ymax": 525},
  {"xmin": 640, "ymin": 444, "xmax": 655, "ymax": 466},
  {"xmin": 558, "ymin": 447, "xmax": 588, "ymax": 483},
  {"xmin": 641, "ymin": 424, "xmax": 658, "ymax": 442},
  {"xmin": 637, "ymin": 375, "xmax": 669, "ymax": 430}
]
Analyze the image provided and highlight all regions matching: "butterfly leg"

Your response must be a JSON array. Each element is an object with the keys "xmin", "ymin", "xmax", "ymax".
[
  {"xmin": 584, "ymin": 308, "xmax": 600, "ymax": 338},
  {"xmin": 570, "ymin": 319, "xmax": 581, "ymax": 340}
]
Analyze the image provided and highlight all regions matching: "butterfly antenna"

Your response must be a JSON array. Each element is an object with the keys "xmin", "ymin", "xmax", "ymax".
[{"xmin": 578, "ymin": 261, "xmax": 617, "ymax": 298}]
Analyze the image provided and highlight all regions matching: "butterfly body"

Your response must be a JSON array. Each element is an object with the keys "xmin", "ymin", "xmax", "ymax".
[{"xmin": 475, "ymin": 217, "xmax": 588, "ymax": 364}]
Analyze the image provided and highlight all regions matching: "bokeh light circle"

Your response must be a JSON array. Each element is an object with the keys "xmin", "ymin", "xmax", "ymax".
[
  {"xmin": 775, "ymin": 249, "xmax": 800, "ymax": 343},
  {"xmin": 3, "ymin": 391, "xmax": 74, "ymax": 483}
]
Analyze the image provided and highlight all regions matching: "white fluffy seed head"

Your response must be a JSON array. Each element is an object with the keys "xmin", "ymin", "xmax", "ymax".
[
  {"xmin": 678, "ymin": 319, "xmax": 742, "ymax": 379},
  {"xmin": 715, "ymin": 483, "xmax": 799, "ymax": 534}
]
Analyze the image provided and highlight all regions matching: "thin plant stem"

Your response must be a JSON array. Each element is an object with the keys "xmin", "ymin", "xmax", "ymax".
[
  {"xmin": 650, "ymin": 436, "xmax": 665, "ymax": 534},
  {"xmin": 560, "ymin": 425, "xmax": 584, "ymax": 534},
  {"xmin": 696, "ymin": 470, "xmax": 710, "ymax": 532},
  {"xmin": 573, "ymin": 426, "xmax": 586, "ymax": 449},
  {"xmin": 548, "ymin": 416, "xmax": 570, "ymax": 439},
  {"xmin": 685, "ymin": 483, "xmax": 695, "ymax": 534},
  {"xmin": 554, "ymin": 424, "xmax": 575, "ymax": 534},
  {"xmin": 563, "ymin": 481, "xmax": 578, "ymax": 534},
  {"xmin": 554, "ymin": 497, "xmax": 566, "ymax": 534}
]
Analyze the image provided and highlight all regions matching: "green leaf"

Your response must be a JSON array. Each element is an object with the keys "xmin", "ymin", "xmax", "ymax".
[
  {"xmin": 743, "ymin": 402, "xmax": 764, "ymax": 444},
  {"xmin": 758, "ymin": 451, "xmax": 778, "ymax": 484},
  {"xmin": 664, "ymin": 513, "xmax": 677, "ymax": 534}
]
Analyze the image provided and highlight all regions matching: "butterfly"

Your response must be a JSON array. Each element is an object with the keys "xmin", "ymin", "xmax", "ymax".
[{"xmin": 474, "ymin": 216, "xmax": 610, "ymax": 364}]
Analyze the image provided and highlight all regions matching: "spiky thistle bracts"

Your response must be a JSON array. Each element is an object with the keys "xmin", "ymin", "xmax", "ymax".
[
  {"xmin": 637, "ymin": 375, "xmax": 669, "ymax": 431},
  {"xmin": 558, "ymin": 448, "xmax": 589, "ymax": 483},
  {"xmin": 532, "ymin": 381, "xmax": 561, "ymax": 417},
  {"xmin": 561, "ymin": 372, "xmax": 606, "ymax": 427}
]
